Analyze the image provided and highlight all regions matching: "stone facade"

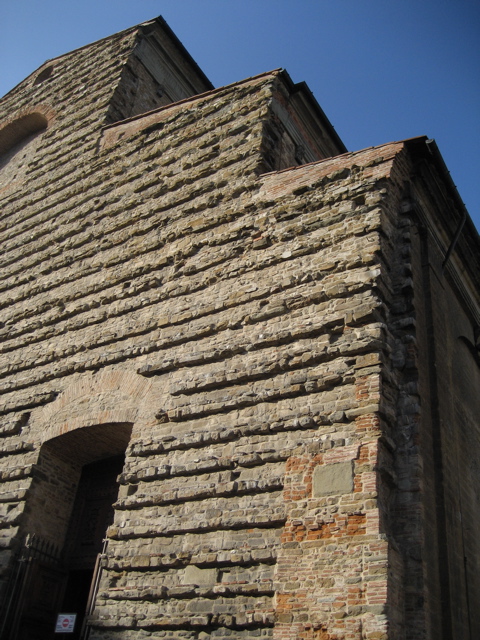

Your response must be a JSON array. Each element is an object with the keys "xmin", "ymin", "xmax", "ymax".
[{"xmin": 0, "ymin": 17, "xmax": 479, "ymax": 640}]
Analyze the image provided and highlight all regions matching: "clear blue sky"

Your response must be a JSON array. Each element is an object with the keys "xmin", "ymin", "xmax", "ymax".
[{"xmin": 1, "ymin": 0, "xmax": 479, "ymax": 231}]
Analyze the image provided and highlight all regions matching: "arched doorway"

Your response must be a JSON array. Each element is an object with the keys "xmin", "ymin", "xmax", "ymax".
[{"xmin": 4, "ymin": 423, "xmax": 132, "ymax": 640}]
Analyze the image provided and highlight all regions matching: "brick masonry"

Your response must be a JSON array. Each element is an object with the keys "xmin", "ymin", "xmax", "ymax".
[{"xmin": 0, "ymin": 16, "xmax": 479, "ymax": 640}]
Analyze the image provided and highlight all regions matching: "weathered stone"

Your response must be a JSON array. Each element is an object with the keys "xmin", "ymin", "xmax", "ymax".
[
  {"xmin": 183, "ymin": 565, "xmax": 218, "ymax": 586},
  {"xmin": 312, "ymin": 461, "xmax": 354, "ymax": 496}
]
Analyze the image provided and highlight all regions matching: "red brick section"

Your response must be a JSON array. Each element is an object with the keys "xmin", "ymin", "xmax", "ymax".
[{"xmin": 258, "ymin": 141, "xmax": 408, "ymax": 198}]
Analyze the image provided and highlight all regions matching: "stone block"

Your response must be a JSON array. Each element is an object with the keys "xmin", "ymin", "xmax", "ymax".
[
  {"xmin": 312, "ymin": 461, "xmax": 354, "ymax": 496},
  {"xmin": 183, "ymin": 565, "xmax": 218, "ymax": 586}
]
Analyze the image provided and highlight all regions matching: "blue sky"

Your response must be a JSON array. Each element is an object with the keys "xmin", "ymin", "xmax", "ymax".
[{"xmin": 1, "ymin": 0, "xmax": 479, "ymax": 231}]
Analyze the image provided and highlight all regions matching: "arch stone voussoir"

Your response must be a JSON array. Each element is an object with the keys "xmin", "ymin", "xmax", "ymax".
[{"xmin": 35, "ymin": 369, "xmax": 153, "ymax": 445}]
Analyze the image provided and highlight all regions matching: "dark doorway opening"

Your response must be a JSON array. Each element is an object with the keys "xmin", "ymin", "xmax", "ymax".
[
  {"xmin": 0, "ymin": 438, "xmax": 131, "ymax": 640},
  {"xmin": 60, "ymin": 455, "xmax": 125, "ymax": 639}
]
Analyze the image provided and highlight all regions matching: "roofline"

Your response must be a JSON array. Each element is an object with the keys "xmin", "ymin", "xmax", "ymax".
[
  {"xmin": 404, "ymin": 136, "xmax": 477, "ymax": 240},
  {"xmin": 102, "ymin": 69, "xmax": 283, "ymax": 131},
  {"xmin": 0, "ymin": 23, "xmax": 142, "ymax": 102},
  {"xmin": 1, "ymin": 15, "xmax": 214, "ymax": 103},
  {"xmin": 258, "ymin": 136, "xmax": 426, "ymax": 178},
  {"xmin": 152, "ymin": 16, "xmax": 214, "ymax": 91},
  {"xmin": 278, "ymin": 69, "xmax": 347, "ymax": 155},
  {"xmin": 258, "ymin": 134, "xmax": 476, "ymax": 250}
]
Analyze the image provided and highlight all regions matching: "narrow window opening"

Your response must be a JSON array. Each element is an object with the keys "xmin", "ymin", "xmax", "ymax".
[{"xmin": 33, "ymin": 65, "xmax": 54, "ymax": 86}]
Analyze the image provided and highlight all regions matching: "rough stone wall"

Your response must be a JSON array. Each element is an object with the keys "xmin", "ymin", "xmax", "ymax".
[
  {"xmin": 106, "ymin": 52, "xmax": 169, "ymax": 124},
  {"xmin": 87, "ymin": 136, "xmax": 408, "ymax": 638},
  {"xmin": 0, "ymin": 25, "xmax": 142, "ymax": 571},
  {"xmin": 0, "ymin": 19, "xmax": 479, "ymax": 640}
]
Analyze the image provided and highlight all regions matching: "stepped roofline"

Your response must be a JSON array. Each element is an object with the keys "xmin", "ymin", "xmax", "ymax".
[{"xmin": 0, "ymin": 16, "xmax": 214, "ymax": 102}]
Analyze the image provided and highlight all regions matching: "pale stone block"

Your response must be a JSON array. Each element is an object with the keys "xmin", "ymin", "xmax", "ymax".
[
  {"xmin": 183, "ymin": 565, "xmax": 218, "ymax": 586},
  {"xmin": 312, "ymin": 461, "xmax": 354, "ymax": 496}
]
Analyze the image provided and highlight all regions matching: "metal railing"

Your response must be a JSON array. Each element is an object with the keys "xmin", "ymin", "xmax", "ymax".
[{"xmin": 0, "ymin": 534, "xmax": 62, "ymax": 640}]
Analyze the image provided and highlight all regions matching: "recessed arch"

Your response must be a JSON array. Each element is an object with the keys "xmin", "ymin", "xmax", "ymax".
[
  {"xmin": 0, "ymin": 108, "xmax": 53, "ymax": 191},
  {"xmin": 22, "ymin": 422, "xmax": 133, "ymax": 547},
  {"xmin": 40, "ymin": 421, "xmax": 133, "ymax": 466},
  {"xmin": 36, "ymin": 369, "xmax": 153, "ymax": 445},
  {"xmin": 0, "ymin": 112, "xmax": 48, "ymax": 156}
]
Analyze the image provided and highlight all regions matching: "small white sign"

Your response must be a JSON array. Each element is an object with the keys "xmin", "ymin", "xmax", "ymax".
[{"xmin": 55, "ymin": 614, "xmax": 76, "ymax": 633}]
